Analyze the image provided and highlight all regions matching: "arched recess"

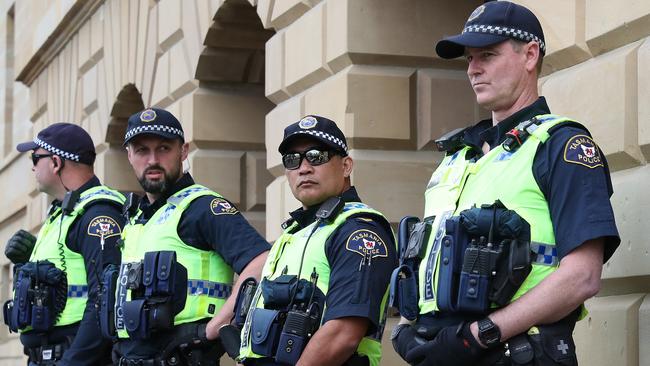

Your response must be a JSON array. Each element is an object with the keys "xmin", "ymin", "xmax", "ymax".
[
  {"xmin": 190, "ymin": 0, "xmax": 275, "ymax": 235},
  {"xmin": 100, "ymin": 83, "xmax": 145, "ymax": 192}
]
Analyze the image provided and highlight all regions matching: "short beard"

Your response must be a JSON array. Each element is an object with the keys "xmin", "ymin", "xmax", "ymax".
[{"xmin": 137, "ymin": 165, "xmax": 181, "ymax": 195}]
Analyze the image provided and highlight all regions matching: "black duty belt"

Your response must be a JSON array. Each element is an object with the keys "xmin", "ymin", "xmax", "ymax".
[{"xmin": 27, "ymin": 341, "xmax": 69, "ymax": 365}]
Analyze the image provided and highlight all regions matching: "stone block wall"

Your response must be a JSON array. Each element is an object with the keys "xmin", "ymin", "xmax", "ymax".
[{"xmin": 0, "ymin": 0, "xmax": 648, "ymax": 365}]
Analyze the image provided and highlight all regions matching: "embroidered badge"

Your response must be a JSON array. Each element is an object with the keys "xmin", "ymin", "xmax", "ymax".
[
  {"xmin": 87, "ymin": 216, "xmax": 122, "ymax": 239},
  {"xmin": 298, "ymin": 116, "xmax": 318, "ymax": 129},
  {"xmin": 467, "ymin": 5, "xmax": 485, "ymax": 22},
  {"xmin": 140, "ymin": 109, "xmax": 157, "ymax": 123},
  {"xmin": 210, "ymin": 198, "xmax": 238, "ymax": 216},
  {"xmin": 563, "ymin": 135, "xmax": 603, "ymax": 169},
  {"xmin": 345, "ymin": 229, "xmax": 388, "ymax": 258}
]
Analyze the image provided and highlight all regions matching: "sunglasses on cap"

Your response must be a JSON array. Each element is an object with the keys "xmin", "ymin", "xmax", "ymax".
[
  {"xmin": 31, "ymin": 152, "xmax": 54, "ymax": 166},
  {"xmin": 282, "ymin": 148, "xmax": 340, "ymax": 170}
]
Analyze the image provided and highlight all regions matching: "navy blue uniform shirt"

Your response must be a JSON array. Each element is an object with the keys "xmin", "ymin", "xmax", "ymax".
[
  {"xmin": 116, "ymin": 173, "xmax": 270, "ymax": 358},
  {"xmin": 461, "ymin": 97, "xmax": 620, "ymax": 261},
  {"xmin": 21, "ymin": 176, "xmax": 123, "ymax": 366},
  {"xmin": 286, "ymin": 187, "xmax": 398, "ymax": 337}
]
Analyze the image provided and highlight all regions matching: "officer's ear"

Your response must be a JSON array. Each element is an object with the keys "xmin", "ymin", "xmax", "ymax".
[
  {"xmin": 342, "ymin": 155, "xmax": 353, "ymax": 179},
  {"xmin": 52, "ymin": 155, "xmax": 64, "ymax": 174},
  {"xmin": 180, "ymin": 141, "xmax": 189, "ymax": 161}
]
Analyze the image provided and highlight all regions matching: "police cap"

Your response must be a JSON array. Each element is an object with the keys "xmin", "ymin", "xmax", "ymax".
[
  {"xmin": 16, "ymin": 123, "xmax": 96, "ymax": 165},
  {"xmin": 123, "ymin": 107, "xmax": 184, "ymax": 146},
  {"xmin": 278, "ymin": 115, "xmax": 348, "ymax": 156}
]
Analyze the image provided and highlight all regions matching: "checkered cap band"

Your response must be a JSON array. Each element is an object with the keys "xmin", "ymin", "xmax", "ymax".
[
  {"xmin": 291, "ymin": 130, "xmax": 348, "ymax": 152},
  {"xmin": 531, "ymin": 242, "xmax": 558, "ymax": 266},
  {"xmin": 124, "ymin": 124, "xmax": 184, "ymax": 141},
  {"xmin": 187, "ymin": 279, "xmax": 232, "ymax": 299},
  {"xmin": 34, "ymin": 137, "xmax": 80, "ymax": 162},
  {"xmin": 463, "ymin": 24, "xmax": 546, "ymax": 54},
  {"xmin": 68, "ymin": 284, "xmax": 89, "ymax": 298}
]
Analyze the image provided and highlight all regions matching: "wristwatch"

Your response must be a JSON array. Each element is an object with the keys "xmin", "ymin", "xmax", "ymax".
[{"xmin": 477, "ymin": 317, "xmax": 501, "ymax": 348}]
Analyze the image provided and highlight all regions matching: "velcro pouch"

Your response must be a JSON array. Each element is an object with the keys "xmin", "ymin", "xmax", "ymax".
[
  {"xmin": 99, "ymin": 264, "xmax": 119, "ymax": 339},
  {"xmin": 537, "ymin": 324, "xmax": 577, "ymax": 365},
  {"xmin": 155, "ymin": 251, "xmax": 175, "ymax": 296},
  {"xmin": 389, "ymin": 265, "xmax": 419, "ymax": 321},
  {"xmin": 261, "ymin": 275, "xmax": 297, "ymax": 309},
  {"xmin": 490, "ymin": 239, "xmax": 532, "ymax": 306},
  {"xmin": 14, "ymin": 274, "xmax": 32, "ymax": 329},
  {"xmin": 250, "ymin": 308, "xmax": 283, "ymax": 357},
  {"xmin": 143, "ymin": 252, "xmax": 158, "ymax": 298},
  {"xmin": 123, "ymin": 299, "xmax": 149, "ymax": 339},
  {"xmin": 2, "ymin": 300, "xmax": 12, "ymax": 329},
  {"xmin": 508, "ymin": 333, "xmax": 534, "ymax": 365}
]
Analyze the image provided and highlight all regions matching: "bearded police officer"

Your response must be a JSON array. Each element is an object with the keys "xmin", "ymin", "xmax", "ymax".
[
  {"xmin": 105, "ymin": 108, "xmax": 269, "ymax": 365},
  {"xmin": 236, "ymin": 115, "xmax": 397, "ymax": 366},
  {"xmin": 5, "ymin": 123, "xmax": 125, "ymax": 365},
  {"xmin": 391, "ymin": 2, "xmax": 620, "ymax": 366}
]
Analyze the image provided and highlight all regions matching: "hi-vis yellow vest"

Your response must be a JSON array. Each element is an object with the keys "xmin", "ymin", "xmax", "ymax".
[
  {"xmin": 418, "ymin": 115, "xmax": 579, "ymax": 316},
  {"xmin": 27, "ymin": 186, "xmax": 125, "ymax": 329},
  {"xmin": 239, "ymin": 202, "xmax": 394, "ymax": 366},
  {"xmin": 115, "ymin": 185, "xmax": 234, "ymax": 338}
]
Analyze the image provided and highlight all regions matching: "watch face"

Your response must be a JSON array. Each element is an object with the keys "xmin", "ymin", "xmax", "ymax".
[{"xmin": 478, "ymin": 318, "xmax": 501, "ymax": 346}]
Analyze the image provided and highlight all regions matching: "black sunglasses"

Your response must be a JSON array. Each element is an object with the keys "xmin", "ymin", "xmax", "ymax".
[
  {"xmin": 31, "ymin": 152, "xmax": 54, "ymax": 166},
  {"xmin": 282, "ymin": 149, "xmax": 338, "ymax": 170}
]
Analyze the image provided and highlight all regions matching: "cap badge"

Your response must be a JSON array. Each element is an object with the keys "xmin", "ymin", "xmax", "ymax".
[
  {"xmin": 467, "ymin": 4, "xmax": 485, "ymax": 22},
  {"xmin": 298, "ymin": 116, "xmax": 318, "ymax": 129},
  {"xmin": 140, "ymin": 109, "xmax": 157, "ymax": 123}
]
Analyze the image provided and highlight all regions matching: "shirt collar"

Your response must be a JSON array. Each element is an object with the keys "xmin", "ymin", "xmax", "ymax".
[
  {"xmin": 48, "ymin": 175, "xmax": 101, "ymax": 214},
  {"xmin": 288, "ymin": 186, "xmax": 362, "ymax": 229},
  {"xmin": 139, "ymin": 173, "xmax": 195, "ymax": 217},
  {"xmin": 463, "ymin": 97, "xmax": 551, "ymax": 149}
]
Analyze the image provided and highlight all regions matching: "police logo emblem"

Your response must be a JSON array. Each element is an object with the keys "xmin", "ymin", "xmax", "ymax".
[
  {"xmin": 563, "ymin": 134, "xmax": 603, "ymax": 169},
  {"xmin": 140, "ymin": 109, "xmax": 157, "ymax": 123},
  {"xmin": 210, "ymin": 197, "xmax": 238, "ymax": 216},
  {"xmin": 467, "ymin": 5, "xmax": 485, "ymax": 22},
  {"xmin": 346, "ymin": 229, "xmax": 388, "ymax": 258},
  {"xmin": 87, "ymin": 216, "xmax": 121, "ymax": 239},
  {"xmin": 298, "ymin": 116, "xmax": 318, "ymax": 129}
]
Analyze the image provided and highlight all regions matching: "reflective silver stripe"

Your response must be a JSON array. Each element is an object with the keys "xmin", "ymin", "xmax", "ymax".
[{"xmin": 530, "ymin": 241, "xmax": 558, "ymax": 266}]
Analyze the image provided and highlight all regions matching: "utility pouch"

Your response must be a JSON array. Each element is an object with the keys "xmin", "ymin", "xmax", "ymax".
[
  {"xmin": 436, "ymin": 217, "xmax": 469, "ymax": 313},
  {"xmin": 13, "ymin": 272, "xmax": 32, "ymax": 330},
  {"xmin": 123, "ymin": 299, "xmax": 149, "ymax": 339},
  {"xmin": 233, "ymin": 277, "xmax": 258, "ymax": 328},
  {"xmin": 155, "ymin": 251, "xmax": 175, "ymax": 295},
  {"xmin": 261, "ymin": 275, "xmax": 297, "ymax": 309},
  {"xmin": 250, "ymin": 308, "xmax": 284, "ymax": 357},
  {"xmin": 99, "ymin": 264, "xmax": 120, "ymax": 339},
  {"xmin": 530, "ymin": 324, "xmax": 577, "ymax": 366},
  {"xmin": 142, "ymin": 252, "xmax": 157, "ymax": 297},
  {"xmin": 389, "ymin": 265, "xmax": 419, "ymax": 321},
  {"xmin": 147, "ymin": 298, "xmax": 174, "ymax": 332},
  {"xmin": 490, "ymin": 239, "xmax": 532, "ymax": 306},
  {"xmin": 2, "ymin": 300, "xmax": 12, "ymax": 329}
]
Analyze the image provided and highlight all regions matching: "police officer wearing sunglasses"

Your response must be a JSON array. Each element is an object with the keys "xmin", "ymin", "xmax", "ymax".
[
  {"xmin": 237, "ymin": 115, "xmax": 397, "ymax": 366},
  {"xmin": 6, "ymin": 123, "xmax": 125, "ymax": 365}
]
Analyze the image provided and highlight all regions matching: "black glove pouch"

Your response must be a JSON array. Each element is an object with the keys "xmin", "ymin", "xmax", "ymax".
[
  {"xmin": 250, "ymin": 308, "xmax": 284, "ymax": 357},
  {"xmin": 389, "ymin": 265, "xmax": 419, "ymax": 321},
  {"xmin": 99, "ymin": 264, "xmax": 120, "ymax": 339}
]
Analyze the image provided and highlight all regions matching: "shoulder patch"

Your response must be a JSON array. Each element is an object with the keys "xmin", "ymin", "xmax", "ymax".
[
  {"xmin": 87, "ymin": 216, "xmax": 122, "ymax": 239},
  {"xmin": 562, "ymin": 134, "xmax": 604, "ymax": 169},
  {"xmin": 210, "ymin": 197, "xmax": 238, "ymax": 216},
  {"xmin": 345, "ymin": 229, "xmax": 388, "ymax": 258}
]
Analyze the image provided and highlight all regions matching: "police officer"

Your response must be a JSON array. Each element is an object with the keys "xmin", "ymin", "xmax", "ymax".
[
  {"xmin": 5, "ymin": 123, "xmax": 125, "ymax": 365},
  {"xmin": 108, "ymin": 107, "xmax": 269, "ymax": 365},
  {"xmin": 391, "ymin": 2, "xmax": 620, "ymax": 366},
  {"xmin": 237, "ymin": 115, "xmax": 397, "ymax": 366}
]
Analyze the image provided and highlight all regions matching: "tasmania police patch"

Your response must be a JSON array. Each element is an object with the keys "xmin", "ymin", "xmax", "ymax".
[
  {"xmin": 210, "ymin": 198, "xmax": 238, "ymax": 216},
  {"xmin": 563, "ymin": 134, "xmax": 603, "ymax": 169},
  {"xmin": 87, "ymin": 216, "xmax": 121, "ymax": 239},
  {"xmin": 345, "ymin": 229, "xmax": 388, "ymax": 258}
]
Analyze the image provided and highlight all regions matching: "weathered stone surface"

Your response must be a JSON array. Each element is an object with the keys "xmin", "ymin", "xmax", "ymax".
[
  {"xmin": 189, "ymin": 149, "xmax": 244, "ymax": 206},
  {"xmin": 574, "ymin": 294, "xmax": 645, "ymax": 366},
  {"xmin": 417, "ymin": 68, "xmax": 487, "ymax": 150},
  {"xmin": 95, "ymin": 146, "xmax": 141, "ymax": 193},
  {"xmin": 638, "ymin": 37, "xmax": 650, "ymax": 161},
  {"xmin": 265, "ymin": 95, "xmax": 303, "ymax": 176},
  {"xmin": 265, "ymin": 31, "xmax": 289, "ymax": 103},
  {"xmin": 245, "ymin": 151, "xmax": 273, "ymax": 211},
  {"xmin": 541, "ymin": 41, "xmax": 644, "ymax": 171},
  {"xmin": 270, "ymin": 0, "xmax": 310, "ymax": 30},
  {"xmin": 640, "ymin": 295, "xmax": 650, "ymax": 366},
  {"xmin": 585, "ymin": 0, "xmax": 650, "ymax": 56}
]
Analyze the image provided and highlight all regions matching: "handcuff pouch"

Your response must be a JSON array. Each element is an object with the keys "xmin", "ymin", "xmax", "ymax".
[
  {"xmin": 250, "ymin": 308, "xmax": 283, "ymax": 357},
  {"xmin": 389, "ymin": 265, "xmax": 419, "ymax": 321},
  {"xmin": 142, "ymin": 251, "xmax": 157, "ymax": 297},
  {"xmin": 261, "ymin": 275, "xmax": 297, "ymax": 309},
  {"xmin": 123, "ymin": 298, "xmax": 148, "ymax": 339},
  {"xmin": 99, "ymin": 264, "xmax": 119, "ymax": 339}
]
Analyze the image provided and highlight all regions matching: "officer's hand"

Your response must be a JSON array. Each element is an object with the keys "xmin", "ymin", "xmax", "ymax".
[
  {"xmin": 5, "ymin": 230, "xmax": 36, "ymax": 264},
  {"xmin": 404, "ymin": 323, "xmax": 492, "ymax": 366},
  {"xmin": 391, "ymin": 324, "xmax": 426, "ymax": 361}
]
